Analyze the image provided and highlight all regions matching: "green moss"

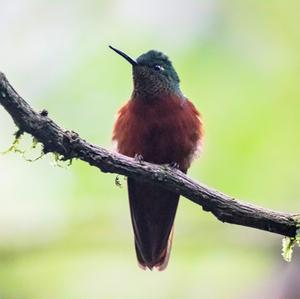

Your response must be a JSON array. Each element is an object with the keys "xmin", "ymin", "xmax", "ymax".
[
  {"xmin": 1, "ymin": 129, "xmax": 25, "ymax": 155},
  {"xmin": 2, "ymin": 130, "xmax": 45, "ymax": 162},
  {"xmin": 51, "ymin": 152, "xmax": 73, "ymax": 168},
  {"xmin": 281, "ymin": 216, "xmax": 300, "ymax": 262},
  {"xmin": 282, "ymin": 237, "xmax": 296, "ymax": 262}
]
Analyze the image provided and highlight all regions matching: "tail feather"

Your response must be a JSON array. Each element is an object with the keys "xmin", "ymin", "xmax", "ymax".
[
  {"xmin": 156, "ymin": 226, "xmax": 174, "ymax": 271},
  {"xmin": 127, "ymin": 178, "xmax": 179, "ymax": 270}
]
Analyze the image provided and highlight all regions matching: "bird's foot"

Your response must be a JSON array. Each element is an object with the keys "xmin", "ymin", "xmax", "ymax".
[
  {"xmin": 168, "ymin": 162, "xmax": 180, "ymax": 169},
  {"xmin": 134, "ymin": 153, "xmax": 144, "ymax": 164},
  {"xmin": 163, "ymin": 161, "xmax": 180, "ymax": 172}
]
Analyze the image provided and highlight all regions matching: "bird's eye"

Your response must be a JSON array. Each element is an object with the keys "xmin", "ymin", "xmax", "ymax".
[{"xmin": 153, "ymin": 64, "xmax": 164, "ymax": 71}]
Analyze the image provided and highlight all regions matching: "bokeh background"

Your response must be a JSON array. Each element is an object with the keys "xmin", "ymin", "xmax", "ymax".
[{"xmin": 1, "ymin": 1, "xmax": 300, "ymax": 298}]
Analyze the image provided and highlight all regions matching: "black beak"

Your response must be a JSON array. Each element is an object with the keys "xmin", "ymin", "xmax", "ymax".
[{"xmin": 109, "ymin": 45, "xmax": 138, "ymax": 66}]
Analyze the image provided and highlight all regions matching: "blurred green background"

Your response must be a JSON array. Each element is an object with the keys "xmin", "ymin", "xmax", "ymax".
[{"xmin": 1, "ymin": 0, "xmax": 300, "ymax": 298}]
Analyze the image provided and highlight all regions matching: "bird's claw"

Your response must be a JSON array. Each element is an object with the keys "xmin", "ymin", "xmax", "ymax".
[
  {"xmin": 134, "ymin": 153, "xmax": 144, "ymax": 164},
  {"xmin": 168, "ymin": 162, "xmax": 180, "ymax": 169}
]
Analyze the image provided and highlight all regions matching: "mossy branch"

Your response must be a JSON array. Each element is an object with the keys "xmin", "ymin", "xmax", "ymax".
[{"xmin": 0, "ymin": 72, "xmax": 298, "ymax": 241}]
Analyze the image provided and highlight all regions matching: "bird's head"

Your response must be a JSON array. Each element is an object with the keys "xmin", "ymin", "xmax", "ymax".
[{"xmin": 109, "ymin": 46, "xmax": 181, "ymax": 99}]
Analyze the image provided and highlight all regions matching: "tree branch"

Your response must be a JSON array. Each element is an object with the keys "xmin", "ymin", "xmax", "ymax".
[{"xmin": 0, "ymin": 72, "xmax": 297, "ymax": 238}]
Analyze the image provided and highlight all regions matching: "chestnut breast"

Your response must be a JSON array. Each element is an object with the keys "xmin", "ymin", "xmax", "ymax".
[{"xmin": 113, "ymin": 96, "xmax": 203, "ymax": 171}]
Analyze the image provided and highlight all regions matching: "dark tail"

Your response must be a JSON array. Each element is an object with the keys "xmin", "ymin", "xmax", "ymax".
[{"xmin": 127, "ymin": 178, "xmax": 179, "ymax": 271}]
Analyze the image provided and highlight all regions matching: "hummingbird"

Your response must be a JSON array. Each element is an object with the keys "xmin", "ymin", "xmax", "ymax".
[{"xmin": 110, "ymin": 46, "xmax": 204, "ymax": 270}]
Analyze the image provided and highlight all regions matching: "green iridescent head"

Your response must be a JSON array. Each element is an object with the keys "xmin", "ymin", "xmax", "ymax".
[{"xmin": 109, "ymin": 46, "xmax": 181, "ymax": 98}]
